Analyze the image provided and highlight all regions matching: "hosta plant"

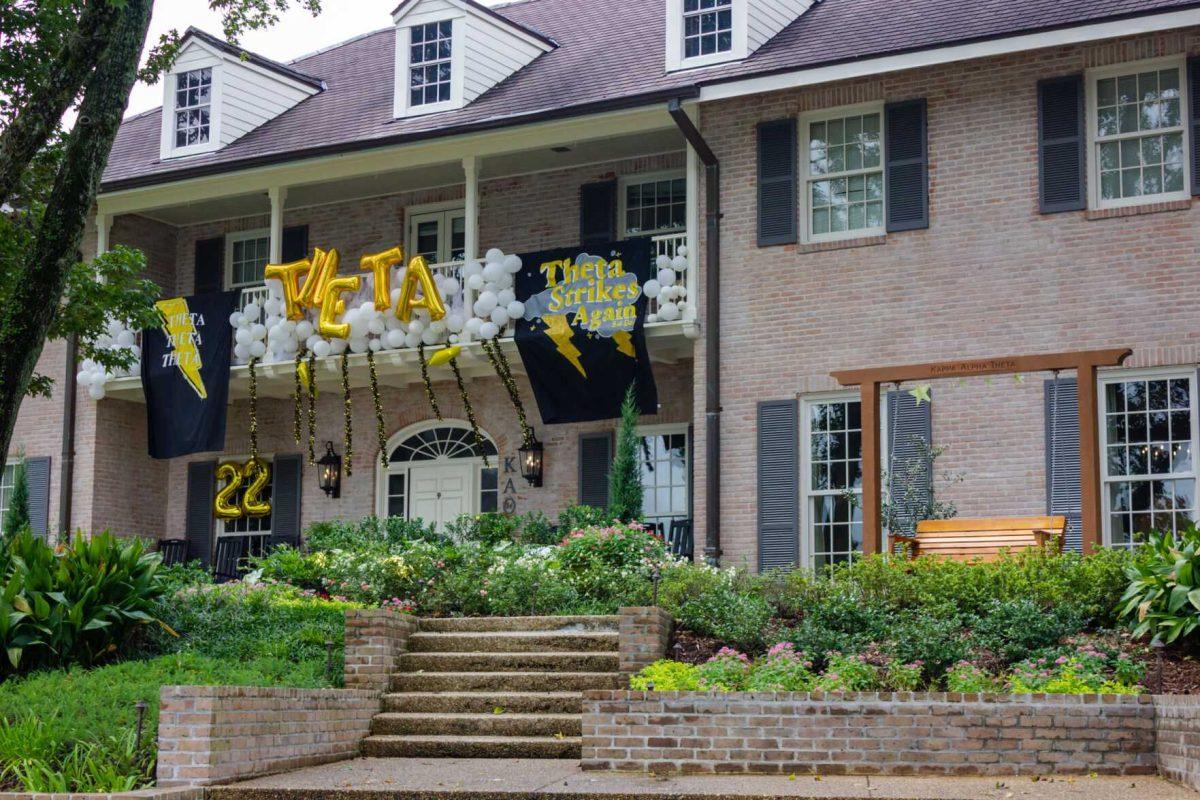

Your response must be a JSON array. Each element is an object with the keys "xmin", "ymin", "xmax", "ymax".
[{"xmin": 1118, "ymin": 526, "xmax": 1200, "ymax": 644}]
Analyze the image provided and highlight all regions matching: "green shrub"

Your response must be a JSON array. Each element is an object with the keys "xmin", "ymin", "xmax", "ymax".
[
  {"xmin": 448, "ymin": 513, "xmax": 523, "ymax": 546},
  {"xmin": 607, "ymin": 385, "xmax": 643, "ymax": 522},
  {"xmin": 304, "ymin": 516, "xmax": 442, "ymax": 553},
  {"xmin": 0, "ymin": 531, "xmax": 167, "ymax": 676},
  {"xmin": 557, "ymin": 505, "xmax": 618, "ymax": 533},
  {"xmin": 878, "ymin": 610, "xmax": 971, "ymax": 677},
  {"xmin": 630, "ymin": 660, "xmax": 699, "ymax": 691},
  {"xmin": 944, "ymin": 662, "xmax": 1003, "ymax": 693},
  {"xmin": 156, "ymin": 560, "xmax": 212, "ymax": 595},
  {"xmin": 1119, "ymin": 525, "xmax": 1200, "ymax": 643},
  {"xmin": 556, "ymin": 523, "xmax": 664, "ymax": 605},
  {"xmin": 884, "ymin": 659, "xmax": 925, "ymax": 691},
  {"xmin": 815, "ymin": 652, "xmax": 883, "ymax": 692},
  {"xmin": 744, "ymin": 642, "xmax": 815, "ymax": 691},
  {"xmin": 659, "ymin": 564, "xmax": 773, "ymax": 651},
  {"xmin": 968, "ymin": 599, "xmax": 1085, "ymax": 665},
  {"xmin": 2, "ymin": 458, "xmax": 28, "ymax": 538},
  {"xmin": 695, "ymin": 648, "xmax": 751, "ymax": 691}
]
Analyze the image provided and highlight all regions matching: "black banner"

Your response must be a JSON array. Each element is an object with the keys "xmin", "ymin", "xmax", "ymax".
[
  {"xmin": 514, "ymin": 239, "xmax": 658, "ymax": 424},
  {"xmin": 141, "ymin": 291, "xmax": 239, "ymax": 459}
]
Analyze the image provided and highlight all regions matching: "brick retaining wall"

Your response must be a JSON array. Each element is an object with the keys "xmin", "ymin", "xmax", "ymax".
[
  {"xmin": 343, "ymin": 609, "xmax": 417, "ymax": 691},
  {"xmin": 156, "ymin": 685, "xmax": 379, "ymax": 786},
  {"xmin": 581, "ymin": 690, "xmax": 1158, "ymax": 777},
  {"xmin": 618, "ymin": 607, "xmax": 674, "ymax": 678},
  {"xmin": 1155, "ymin": 695, "xmax": 1200, "ymax": 790}
]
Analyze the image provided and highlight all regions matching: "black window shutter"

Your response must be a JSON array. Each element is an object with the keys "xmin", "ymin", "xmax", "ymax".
[
  {"xmin": 885, "ymin": 391, "xmax": 933, "ymax": 536},
  {"xmin": 758, "ymin": 399, "xmax": 799, "ymax": 571},
  {"xmin": 578, "ymin": 432, "xmax": 614, "ymax": 508},
  {"xmin": 757, "ymin": 119, "xmax": 797, "ymax": 246},
  {"xmin": 185, "ymin": 461, "xmax": 217, "ymax": 565},
  {"xmin": 1189, "ymin": 58, "xmax": 1200, "ymax": 196},
  {"xmin": 884, "ymin": 99, "xmax": 929, "ymax": 231},
  {"xmin": 193, "ymin": 236, "xmax": 224, "ymax": 295},
  {"xmin": 281, "ymin": 225, "xmax": 309, "ymax": 262},
  {"xmin": 24, "ymin": 457, "xmax": 51, "ymax": 538},
  {"xmin": 1037, "ymin": 75, "xmax": 1086, "ymax": 213},
  {"xmin": 1044, "ymin": 378, "xmax": 1082, "ymax": 552},
  {"xmin": 579, "ymin": 181, "xmax": 617, "ymax": 247},
  {"xmin": 271, "ymin": 454, "xmax": 304, "ymax": 548}
]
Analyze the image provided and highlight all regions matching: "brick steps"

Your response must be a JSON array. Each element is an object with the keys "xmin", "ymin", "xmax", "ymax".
[
  {"xmin": 418, "ymin": 616, "xmax": 619, "ymax": 632},
  {"xmin": 398, "ymin": 650, "xmax": 618, "ymax": 673},
  {"xmin": 408, "ymin": 631, "xmax": 618, "ymax": 653},
  {"xmin": 362, "ymin": 734, "xmax": 582, "ymax": 759},
  {"xmin": 393, "ymin": 671, "xmax": 624, "ymax": 692},
  {"xmin": 372, "ymin": 712, "xmax": 581, "ymax": 737},
  {"xmin": 383, "ymin": 691, "xmax": 583, "ymax": 714}
]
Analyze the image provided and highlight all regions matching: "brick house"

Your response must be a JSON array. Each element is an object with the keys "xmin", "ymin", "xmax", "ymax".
[{"xmin": 7, "ymin": 0, "xmax": 1200, "ymax": 572}]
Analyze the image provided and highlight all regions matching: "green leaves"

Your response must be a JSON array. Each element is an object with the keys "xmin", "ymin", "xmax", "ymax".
[{"xmin": 1118, "ymin": 525, "xmax": 1200, "ymax": 644}]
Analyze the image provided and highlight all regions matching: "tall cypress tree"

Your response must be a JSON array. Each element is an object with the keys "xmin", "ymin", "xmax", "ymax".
[
  {"xmin": 608, "ymin": 384, "xmax": 643, "ymax": 522},
  {"xmin": 3, "ymin": 458, "xmax": 29, "ymax": 537}
]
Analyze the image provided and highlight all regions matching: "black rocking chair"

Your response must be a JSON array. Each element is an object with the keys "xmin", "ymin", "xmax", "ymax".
[
  {"xmin": 666, "ymin": 518, "xmax": 694, "ymax": 561},
  {"xmin": 157, "ymin": 538, "xmax": 189, "ymax": 567},
  {"xmin": 212, "ymin": 536, "xmax": 247, "ymax": 583}
]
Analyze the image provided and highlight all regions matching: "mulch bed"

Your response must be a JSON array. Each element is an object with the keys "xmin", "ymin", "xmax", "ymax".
[{"xmin": 669, "ymin": 629, "xmax": 724, "ymax": 665}]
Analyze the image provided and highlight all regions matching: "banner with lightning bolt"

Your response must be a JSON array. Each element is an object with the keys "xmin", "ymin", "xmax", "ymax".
[
  {"xmin": 141, "ymin": 291, "xmax": 239, "ymax": 459},
  {"xmin": 513, "ymin": 239, "xmax": 658, "ymax": 424}
]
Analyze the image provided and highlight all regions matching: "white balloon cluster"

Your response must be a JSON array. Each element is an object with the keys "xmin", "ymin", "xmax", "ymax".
[
  {"xmin": 643, "ymin": 245, "xmax": 692, "ymax": 325},
  {"xmin": 78, "ymin": 319, "xmax": 141, "ymax": 400},
  {"xmin": 463, "ymin": 248, "xmax": 525, "ymax": 341}
]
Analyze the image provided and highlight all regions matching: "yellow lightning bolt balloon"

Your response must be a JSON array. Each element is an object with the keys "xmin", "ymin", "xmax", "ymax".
[
  {"xmin": 156, "ymin": 298, "xmax": 206, "ymax": 399},
  {"xmin": 544, "ymin": 314, "xmax": 586, "ymax": 378}
]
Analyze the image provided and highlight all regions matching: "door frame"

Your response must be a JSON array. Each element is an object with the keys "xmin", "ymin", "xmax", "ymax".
[
  {"xmin": 375, "ymin": 419, "xmax": 496, "ymax": 522},
  {"xmin": 406, "ymin": 460, "xmax": 477, "ymax": 530},
  {"xmin": 405, "ymin": 200, "xmax": 466, "ymax": 264}
]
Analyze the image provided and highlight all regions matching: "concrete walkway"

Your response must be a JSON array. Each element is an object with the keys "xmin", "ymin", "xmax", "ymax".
[{"xmin": 209, "ymin": 758, "xmax": 1197, "ymax": 800}]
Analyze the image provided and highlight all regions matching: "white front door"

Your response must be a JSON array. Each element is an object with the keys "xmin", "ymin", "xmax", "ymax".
[{"xmin": 408, "ymin": 463, "xmax": 474, "ymax": 530}]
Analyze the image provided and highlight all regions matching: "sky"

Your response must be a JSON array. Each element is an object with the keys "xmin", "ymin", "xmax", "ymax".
[{"xmin": 127, "ymin": 0, "xmax": 495, "ymax": 116}]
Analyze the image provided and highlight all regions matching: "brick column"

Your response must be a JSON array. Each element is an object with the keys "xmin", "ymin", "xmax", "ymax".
[
  {"xmin": 618, "ymin": 606, "xmax": 673, "ymax": 677},
  {"xmin": 343, "ymin": 609, "xmax": 417, "ymax": 691}
]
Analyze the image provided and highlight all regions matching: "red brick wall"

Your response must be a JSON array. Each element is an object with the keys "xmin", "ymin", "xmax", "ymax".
[
  {"xmin": 691, "ymin": 29, "xmax": 1200, "ymax": 568},
  {"xmin": 582, "ymin": 690, "xmax": 1158, "ymax": 776},
  {"xmin": 1155, "ymin": 695, "xmax": 1200, "ymax": 791}
]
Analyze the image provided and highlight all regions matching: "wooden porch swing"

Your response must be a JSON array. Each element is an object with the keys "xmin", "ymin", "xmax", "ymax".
[{"xmin": 831, "ymin": 348, "xmax": 1131, "ymax": 560}]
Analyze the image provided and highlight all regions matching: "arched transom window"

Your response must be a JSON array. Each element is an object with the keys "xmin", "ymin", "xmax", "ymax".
[{"xmin": 379, "ymin": 422, "xmax": 498, "ymax": 527}]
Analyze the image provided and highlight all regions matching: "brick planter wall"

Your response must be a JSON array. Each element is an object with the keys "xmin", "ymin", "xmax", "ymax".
[
  {"xmin": 582, "ymin": 690, "xmax": 1158, "ymax": 777},
  {"xmin": 343, "ymin": 609, "xmax": 417, "ymax": 691},
  {"xmin": 156, "ymin": 686, "xmax": 379, "ymax": 786},
  {"xmin": 1155, "ymin": 695, "xmax": 1200, "ymax": 790},
  {"xmin": 618, "ymin": 607, "xmax": 673, "ymax": 678}
]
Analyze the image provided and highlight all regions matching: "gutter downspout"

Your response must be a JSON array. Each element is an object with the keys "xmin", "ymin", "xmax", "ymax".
[
  {"xmin": 59, "ymin": 333, "xmax": 78, "ymax": 544},
  {"xmin": 667, "ymin": 99, "xmax": 721, "ymax": 565}
]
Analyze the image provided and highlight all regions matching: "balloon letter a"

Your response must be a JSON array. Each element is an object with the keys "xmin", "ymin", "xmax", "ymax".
[{"xmin": 396, "ymin": 255, "xmax": 446, "ymax": 323}]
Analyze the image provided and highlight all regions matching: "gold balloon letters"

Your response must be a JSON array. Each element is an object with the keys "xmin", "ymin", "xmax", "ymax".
[
  {"xmin": 213, "ymin": 458, "xmax": 272, "ymax": 520},
  {"xmin": 295, "ymin": 247, "xmax": 340, "ymax": 308},
  {"xmin": 318, "ymin": 275, "xmax": 362, "ymax": 339},
  {"xmin": 263, "ymin": 259, "xmax": 311, "ymax": 321},
  {"xmin": 396, "ymin": 255, "xmax": 446, "ymax": 323},
  {"xmin": 360, "ymin": 246, "xmax": 404, "ymax": 311}
]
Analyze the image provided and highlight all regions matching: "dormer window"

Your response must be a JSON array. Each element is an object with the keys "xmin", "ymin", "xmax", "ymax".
[
  {"xmin": 173, "ymin": 68, "xmax": 213, "ymax": 148},
  {"xmin": 409, "ymin": 21, "xmax": 454, "ymax": 108},
  {"xmin": 683, "ymin": 0, "xmax": 732, "ymax": 59}
]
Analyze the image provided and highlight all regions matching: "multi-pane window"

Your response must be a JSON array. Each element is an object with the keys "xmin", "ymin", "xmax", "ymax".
[
  {"xmin": 481, "ymin": 468, "xmax": 498, "ymax": 513},
  {"xmin": 1094, "ymin": 64, "xmax": 1188, "ymax": 203},
  {"xmin": 229, "ymin": 234, "xmax": 271, "ymax": 288},
  {"xmin": 409, "ymin": 209, "xmax": 465, "ymax": 264},
  {"xmin": 806, "ymin": 111, "xmax": 884, "ymax": 240},
  {"xmin": 174, "ymin": 68, "xmax": 212, "ymax": 149},
  {"xmin": 683, "ymin": 0, "xmax": 732, "ymax": 59},
  {"xmin": 0, "ymin": 464, "xmax": 14, "ymax": 536},
  {"xmin": 1102, "ymin": 375, "xmax": 1198, "ymax": 548},
  {"xmin": 805, "ymin": 399, "xmax": 864, "ymax": 569},
  {"xmin": 639, "ymin": 431, "xmax": 688, "ymax": 527},
  {"xmin": 220, "ymin": 462, "xmax": 273, "ymax": 558},
  {"xmin": 409, "ymin": 21, "xmax": 453, "ymax": 108},
  {"xmin": 624, "ymin": 177, "xmax": 687, "ymax": 236}
]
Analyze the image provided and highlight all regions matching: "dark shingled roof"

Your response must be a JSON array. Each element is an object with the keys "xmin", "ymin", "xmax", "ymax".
[{"xmin": 101, "ymin": 0, "xmax": 1200, "ymax": 191}]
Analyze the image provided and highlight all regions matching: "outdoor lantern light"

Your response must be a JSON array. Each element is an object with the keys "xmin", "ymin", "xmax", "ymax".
[
  {"xmin": 317, "ymin": 441, "xmax": 342, "ymax": 498},
  {"xmin": 519, "ymin": 437, "xmax": 544, "ymax": 487}
]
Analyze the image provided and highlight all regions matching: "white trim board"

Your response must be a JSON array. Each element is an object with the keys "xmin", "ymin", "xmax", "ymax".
[{"xmin": 698, "ymin": 9, "xmax": 1200, "ymax": 103}]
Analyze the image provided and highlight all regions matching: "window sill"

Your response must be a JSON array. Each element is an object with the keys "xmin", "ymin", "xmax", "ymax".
[
  {"xmin": 796, "ymin": 235, "xmax": 887, "ymax": 254},
  {"xmin": 1086, "ymin": 198, "xmax": 1192, "ymax": 221}
]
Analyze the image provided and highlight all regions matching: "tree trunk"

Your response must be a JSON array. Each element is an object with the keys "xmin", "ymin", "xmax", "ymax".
[
  {"xmin": 0, "ymin": 0, "xmax": 121, "ymax": 207},
  {"xmin": 0, "ymin": 0, "xmax": 153, "ymax": 465}
]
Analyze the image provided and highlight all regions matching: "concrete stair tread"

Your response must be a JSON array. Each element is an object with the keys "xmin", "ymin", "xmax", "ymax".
[
  {"xmin": 366, "ymin": 734, "xmax": 581, "ymax": 742},
  {"xmin": 418, "ymin": 615, "xmax": 618, "ymax": 632},
  {"xmin": 375, "ymin": 712, "xmax": 580, "ymax": 721}
]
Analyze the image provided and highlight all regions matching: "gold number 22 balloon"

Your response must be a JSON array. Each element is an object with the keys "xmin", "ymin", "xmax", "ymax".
[
  {"xmin": 240, "ymin": 458, "xmax": 272, "ymax": 518},
  {"xmin": 213, "ymin": 462, "xmax": 244, "ymax": 520}
]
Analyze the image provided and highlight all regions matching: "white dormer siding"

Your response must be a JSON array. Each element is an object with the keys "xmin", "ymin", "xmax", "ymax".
[
  {"xmin": 393, "ymin": 0, "xmax": 554, "ymax": 119},
  {"xmin": 159, "ymin": 34, "xmax": 321, "ymax": 160},
  {"xmin": 665, "ymin": 0, "xmax": 814, "ymax": 72}
]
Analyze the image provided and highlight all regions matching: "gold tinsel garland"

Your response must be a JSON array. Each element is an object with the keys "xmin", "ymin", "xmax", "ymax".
[
  {"xmin": 248, "ymin": 357, "xmax": 260, "ymax": 462},
  {"xmin": 482, "ymin": 336, "xmax": 533, "ymax": 449},
  {"xmin": 306, "ymin": 351, "xmax": 317, "ymax": 465},
  {"xmin": 341, "ymin": 351, "xmax": 353, "ymax": 477},
  {"xmin": 368, "ymin": 350, "xmax": 388, "ymax": 468},
  {"xmin": 449, "ymin": 357, "xmax": 489, "ymax": 468},
  {"xmin": 293, "ymin": 350, "xmax": 304, "ymax": 445},
  {"xmin": 417, "ymin": 344, "xmax": 443, "ymax": 420}
]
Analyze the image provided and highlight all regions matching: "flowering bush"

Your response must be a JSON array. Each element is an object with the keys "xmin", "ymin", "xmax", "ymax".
[
  {"xmin": 944, "ymin": 662, "xmax": 1003, "ymax": 693},
  {"xmin": 557, "ymin": 522, "xmax": 669, "ymax": 601},
  {"xmin": 885, "ymin": 659, "xmax": 924, "ymax": 691},
  {"xmin": 815, "ymin": 652, "xmax": 883, "ymax": 692},
  {"xmin": 696, "ymin": 647, "xmax": 752, "ymax": 691},
  {"xmin": 1008, "ymin": 642, "xmax": 1144, "ymax": 694},
  {"xmin": 744, "ymin": 642, "xmax": 815, "ymax": 691}
]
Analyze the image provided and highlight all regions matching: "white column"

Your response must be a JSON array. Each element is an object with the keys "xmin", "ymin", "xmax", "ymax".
[
  {"xmin": 95, "ymin": 213, "xmax": 112, "ymax": 257},
  {"xmin": 268, "ymin": 187, "xmax": 288, "ymax": 263},
  {"xmin": 462, "ymin": 156, "xmax": 480, "ymax": 342}
]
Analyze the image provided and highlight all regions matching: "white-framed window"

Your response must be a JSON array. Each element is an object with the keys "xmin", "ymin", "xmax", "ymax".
[
  {"xmin": 225, "ymin": 230, "xmax": 272, "ymax": 290},
  {"xmin": 638, "ymin": 425, "xmax": 689, "ymax": 529},
  {"xmin": 409, "ymin": 21, "xmax": 454, "ymax": 108},
  {"xmin": 801, "ymin": 394, "xmax": 865, "ymax": 569},
  {"xmin": 1087, "ymin": 56, "xmax": 1191, "ymax": 210},
  {"xmin": 1101, "ymin": 370, "xmax": 1198, "ymax": 549},
  {"xmin": 620, "ymin": 173, "xmax": 687, "ymax": 237},
  {"xmin": 683, "ymin": 0, "xmax": 733, "ymax": 60},
  {"xmin": 219, "ymin": 458, "xmax": 273, "ymax": 558},
  {"xmin": 0, "ymin": 462, "xmax": 16, "ymax": 537},
  {"xmin": 801, "ymin": 104, "xmax": 885, "ymax": 243},
  {"xmin": 407, "ymin": 204, "xmax": 466, "ymax": 264},
  {"xmin": 378, "ymin": 422, "xmax": 499, "ymax": 531},
  {"xmin": 174, "ymin": 68, "xmax": 213, "ymax": 149}
]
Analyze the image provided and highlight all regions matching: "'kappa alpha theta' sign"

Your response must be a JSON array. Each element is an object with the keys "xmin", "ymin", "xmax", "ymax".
[
  {"xmin": 141, "ymin": 291, "xmax": 239, "ymax": 459},
  {"xmin": 513, "ymin": 238, "xmax": 658, "ymax": 424}
]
